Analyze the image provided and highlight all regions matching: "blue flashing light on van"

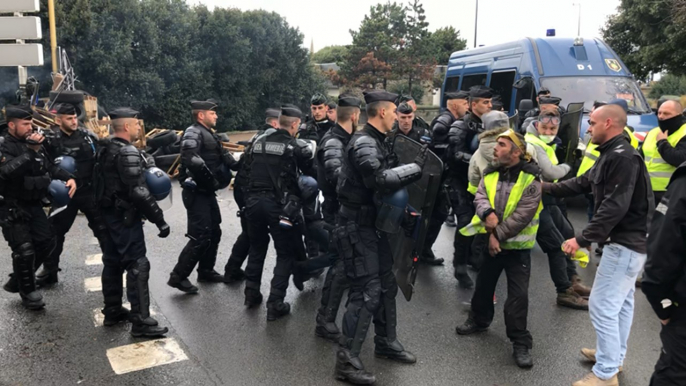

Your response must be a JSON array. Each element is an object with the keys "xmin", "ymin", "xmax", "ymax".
[{"xmin": 440, "ymin": 37, "xmax": 658, "ymax": 137}]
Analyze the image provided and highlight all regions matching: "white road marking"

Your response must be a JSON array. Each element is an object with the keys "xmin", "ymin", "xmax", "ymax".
[
  {"xmin": 106, "ymin": 338, "xmax": 188, "ymax": 375},
  {"xmin": 85, "ymin": 253, "xmax": 103, "ymax": 266},
  {"xmin": 84, "ymin": 275, "xmax": 125, "ymax": 292},
  {"xmin": 92, "ymin": 303, "xmax": 157, "ymax": 327}
]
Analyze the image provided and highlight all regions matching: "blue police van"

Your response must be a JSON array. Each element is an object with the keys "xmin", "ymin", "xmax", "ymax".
[{"xmin": 441, "ymin": 37, "xmax": 658, "ymax": 136}]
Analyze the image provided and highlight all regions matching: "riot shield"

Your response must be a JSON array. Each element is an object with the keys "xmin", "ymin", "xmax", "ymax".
[
  {"xmin": 508, "ymin": 110, "xmax": 519, "ymax": 130},
  {"xmin": 556, "ymin": 102, "xmax": 584, "ymax": 165},
  {"xmin": 388, "ymin": 135, "xmax": 443, "ymax": 301}
]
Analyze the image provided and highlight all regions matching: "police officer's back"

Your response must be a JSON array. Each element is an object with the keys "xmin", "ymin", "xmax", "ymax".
[
  {"xmin": 97, "ymin": 108, "xmax": 169, "ymax": 337},
  {"xmin": 243, "ymin": 104, "xmax": 314, "ymax": 321}
]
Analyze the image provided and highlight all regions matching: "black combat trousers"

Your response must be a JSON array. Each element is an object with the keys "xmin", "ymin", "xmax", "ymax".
[
  {"xmin": 423, "ymin": 185, "xmax": 449, "ymax": 258},
  {"xmin": 48, "ymin": 187, "xmax": 108, "ymax": 272},
  {"xmin": 224, "ymin": 187, "xmax": 264, "ymax": 275},
  {"xmin": 244, "ymin": 192, "xmax": 300, "ymax": 303},
  {"xmin": 537, "ymin": 195, "xmax": 578, "ymax": 293},
  {"xmin": 172, "ymin": 189, "xmax": 222, "ymax": 279},
  {"xmin": 335, "ymin": 209, "xmax": 398, "ymax": 357},
  {"xmin": 449, "ymin": 177, "xmax": 476, "ymax": 272},
  {"xmin": 1, "ymin": 202, "xmax": 55, "ymax": 296},
  {"xmin": 470, "ymin": 248, "xmax": 533, "ymax": 349},
  {"xmin": 100, "ymin": 209, "xmax": 153, "ymax": 321},
  {"xmin": 650, "ymin": 310, "xmax": 686, "ymax": 386}
]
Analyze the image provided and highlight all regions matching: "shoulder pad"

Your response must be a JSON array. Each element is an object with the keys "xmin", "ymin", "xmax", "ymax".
[
  {"xmin": 119, "ymin": 144, "xmax": 141, "ymax": 157},
  {"xmin": 436, "ymin": 113, "xmax": 454, "ymax": 126},
  {"xmin": 352, "ymin": 135, "xmax": 382, "ymax": 175},
  {"xmin": 323, "ymin": 137, "xmax": 344, "ymax": 151}
]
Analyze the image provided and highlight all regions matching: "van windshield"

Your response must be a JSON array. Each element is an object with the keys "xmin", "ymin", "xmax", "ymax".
[{"xmin": 540, "ymin": 76, "xmax": 651, "ymax": 114}]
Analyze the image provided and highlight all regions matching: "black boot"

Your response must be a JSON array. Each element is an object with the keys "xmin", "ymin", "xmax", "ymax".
[
  {"xmin": 266, "ymin": 301, "xmax": 290, "ymax": 321},
  {"xmin": 455, "ymin": 318, "xmax": 488, "ymax": 335},
  {"xmin": 454, "ymin": 265, "xmax": 474, "ymax": 289},
  {"xmin": 167, "ymin": 272, "xmax": 199, "ymax": 294},
  {"xmin": 419, "ymin": 249, "xmax": 445, "ymax": 266},
  {"xmin": 13, "ymin": 252, "xmax": 45, "ymax": 310},
  {"xmin": 513, "ymin": 345, "xmax": 533, "ymax": 368},
  {"xmin": 3, "ymin": 274, "xmax": 18, "ymax": 293},
  {"xmin": 374, "ymin": 336, "xmax": 416, "ymax": 363},
  {"xmin": 244, "ymin": 283, "xmax": 263, "ymax": 308},
  {"xmin": 128, "ymin": 258, "xmax": 168, "ymax": 337},
  {"xmin": 36, "ymin": 268, "xmax": 59, "ymax": 287},
  {"xmin": 103, "ymin": 306, "xmax": 131, "ymax": 327},
  {"xmin": 335, "ymin": 347, "xmax": 375, "ymax": 385},
  {"xmin": 315, "ymin": 313, "xmax": 341, "ymax": 342},
  {"xmin": 197, "ymin": 269, "xmax": 224, "ymax": 283},
  {"xmin": 315, "ymin": 262, "xmax": 347, "ymax": 342},
  {"xmin": 223, "ymin": 267, "xmax": 245, "ymax": 284}
]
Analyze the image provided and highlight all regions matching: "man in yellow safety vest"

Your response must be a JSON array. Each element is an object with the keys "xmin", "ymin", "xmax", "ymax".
[
  {"xmin": 642, "ymin": 99, "xmax": 686, "ymax": 203},
  {"xmin": 455, "ymin": 129, "xmax": 542, "ymax": 369}
]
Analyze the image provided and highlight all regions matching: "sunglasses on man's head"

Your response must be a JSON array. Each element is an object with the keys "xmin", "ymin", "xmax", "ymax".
[{"xmin": 538, "ymin": 116, "xmax": 560, "ymax": 125}]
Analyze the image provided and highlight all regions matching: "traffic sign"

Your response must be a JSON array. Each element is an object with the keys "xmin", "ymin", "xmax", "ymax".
[
  {"xmin": 0, "ymin": 0, "xmax": 40, "ymax": 13},
  {"xmin": 0, "ymin": 17, "xmax": 42, "ymax": 40},
  {"xmin": 0, "ymin": 44, "xmax": 44, "ymax": 66}
]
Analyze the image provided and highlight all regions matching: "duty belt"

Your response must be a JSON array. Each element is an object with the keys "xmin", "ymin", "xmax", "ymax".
[{"xmin": 339, "ymin": 205, "xmax": 376, "ymax": 227}]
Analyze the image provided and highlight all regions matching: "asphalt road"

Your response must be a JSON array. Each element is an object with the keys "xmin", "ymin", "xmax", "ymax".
[{"xmin": 0, "ymin": 190, "xmax": 663, "ymax": 386}]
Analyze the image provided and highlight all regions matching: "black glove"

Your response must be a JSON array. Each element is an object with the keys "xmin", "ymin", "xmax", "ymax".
[
  {"xmin": 414, "ymin": 144, "xmax": 429, "ymax": 169},
  {"xmin": 157, "ymin": 221, "xmax": 170, "ymax": 238}
]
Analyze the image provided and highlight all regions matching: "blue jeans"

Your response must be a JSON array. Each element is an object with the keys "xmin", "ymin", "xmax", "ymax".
[{"xmin": 589, "ymin": 243, "xmax": 646, "ymax": 380}]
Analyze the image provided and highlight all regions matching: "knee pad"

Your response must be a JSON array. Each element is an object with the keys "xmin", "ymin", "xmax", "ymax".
[
  {"xmin": 17, "ymin": 242, "xmax": 35, "ymax": 258},
  {"xmin": 362, "ymin": 277, "xmax": 382, "ymax": 313},
  {"xmin": 129, "ymin": 257, "xmax": 151, "ymax": 280}
]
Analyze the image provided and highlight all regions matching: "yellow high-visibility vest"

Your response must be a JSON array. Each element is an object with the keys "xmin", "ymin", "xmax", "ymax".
[
  {"xmin": 643, "ymin": 123, "xmax": 686, "ymax": 192},
  {"xmin": 525, "ymin": 133, "xmax": 559, "ymax": 165},
  {"xmin": 577, "ymin": 127, "xmax": 639, "ymax": 177},
  {"xmin": 459, "ymin": 170, "xmax": 542, "ymax": 250}
]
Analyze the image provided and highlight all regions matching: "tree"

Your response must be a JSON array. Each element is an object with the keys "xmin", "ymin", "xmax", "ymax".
[
  {"xmin": 429, "ymin": 26, "xmax": 467, "ymax": 64},
  {"xmin": 648, "ymin": 74, "xmax": 686, "ymax": 99},
  {"xmin": 312, "ymin": 45, "xmax": 349, "ymax": 64},
  {"xmin": 398, "ymin": 0, "xmax": 433, "ymax": 92},
  {"xmin": 602, "ymin": 0, "xmax": 686, "ymax": 80}
]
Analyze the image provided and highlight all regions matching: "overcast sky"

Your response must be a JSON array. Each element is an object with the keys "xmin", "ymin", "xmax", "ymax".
[{"xmin": 187, "ymin": 0, "xmax": 621, "ymax": 52}]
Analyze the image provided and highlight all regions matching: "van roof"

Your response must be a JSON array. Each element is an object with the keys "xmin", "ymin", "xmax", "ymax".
[{"xmin": 448, "ymin": 37, "xmax": 632, "ymax": 78}]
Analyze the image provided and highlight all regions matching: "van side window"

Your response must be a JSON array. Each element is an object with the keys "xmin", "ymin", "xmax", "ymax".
[
  {"xmin": 445, "ymin": 76, "xmax": 460, "ymax": 93},
  {"xmin": 460, "ymin": 74, "xmax": 487, "ymax": 91},
  {"xmin": 514, "ymin": 78, "xmax": 534, "ymax": 111},
  {"xmin": 489, "ymin": 71, "xmax": 516, "ymax": 111}
]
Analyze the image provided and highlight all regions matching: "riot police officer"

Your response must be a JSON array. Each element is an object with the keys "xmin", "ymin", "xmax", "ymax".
[
  {"xmin": 222, "ymin": 108, "xmax": 280, "ymax": 283},
  {"xmin": 0, "ymin": 105, "xmax": 76, "ymax": 309},
  {"xmin": 334, "ymin": 91, "xmax": 426, "ymax": 384},
  {"xmin": 243, "ymin": 104, "xmax": 314, "ymax": 321},
  {"xmin": 96, "ymin": 107, "xmax": 169, "ymax": 336},
  {"xmin": 38, "ymin": 103, "xmax": 107, "ymax": 285},
  {"xmin": 168, "ymin": 99, "xmax": 235, "ymax": 293},
  {"xmin": 389, "ymin": 102, "xmax": 431, "ymax": 143},
  {"xmin": 446, "ymin": 86, "xmax": 493, "ymax": 288},
  {"xmin": 393, "ymin": 95, "xmax": 430, "ymax": 133},
  {"xmin": 313, "ymin": 95, "xmax": 361, "ymax": 341},
  {"xmin": 297, "ymin": 93, "xmax": 335, "ymax": 143}
]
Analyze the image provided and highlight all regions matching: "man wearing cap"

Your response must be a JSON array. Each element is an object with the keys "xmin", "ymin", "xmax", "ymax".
[
  {"xmin": 431, "ymin": 91, "xmax": 470, "ymax": 228},
  {"xmin": 169, "ymin": 99, "xmax": 237, "ymax": 293},
  {"xmin": 394, "ymin": 95, "xmax": 430, "ymax": 133},
  {"xmin": 0, "ymin": 105, "xmax": 76, "ymax": 310},
  {"xmin": 456, "ymin": 129, "xmax": 542, "ymax": 369},
  {"xmin": 298, "ymin": 93, "xmax": 335, "ymax": 143},
  {"xmin": 222, "ymin": 108, "xmax": 280, "ymax": 283},
  {"xmin": 326, "ymin": 101, "xmax": 337, "ymax": 123},
  {"xmin": 435, "ymin": 86, "xmax": 493, "ymax": 275},
  {"xmin": 521, "ymin": 96, "xmax": 564, "ymax": 131},
  {"xmin": 334, "ymin": 90, "xmax": 426, "ymax": 384},
  {"xmin": 389, "ymin": 102, "xmax": 431, "ymax": 143},
  {"xmin": 312, "ymin": 94, "xmax": 361, "ymax": 341},
  {"xmin": 643, "ymin": 99, "xmax": 686, "ymax": 203},
  {"xmin": 37, "ymin": 103, "xmax": 106, "ymax": 286},
  {"xmin": 243, "ymin": 104, "xmax": 315, "ymax": 320},
  {"xmin": 96, "ymin": 107, "xmax": 169, "ymax": 336},
  {"xmin": 525, "ymin": 109, "xmax": 591, "ymax": 310},
  {"xmin": 543, "ymin": 105, "xmax": 653, "ymax": 386}
]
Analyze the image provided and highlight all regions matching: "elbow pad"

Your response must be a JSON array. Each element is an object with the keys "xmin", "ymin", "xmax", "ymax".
[
  {"xmin": 377, "ymin": 163, "xmax": 422, "ymax": 193},
  {"xmin": 131, "ymin": 185, "xmax": 164, "ymax": 224},
  {"xmin": 0, "ymin": 152, "xmax": 32, "ymax": 179}
]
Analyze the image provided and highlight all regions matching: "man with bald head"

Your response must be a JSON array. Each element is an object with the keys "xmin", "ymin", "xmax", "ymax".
[
  {"xmin": 643, "ymin": 99, "xmax": 686, "ymax": 202},
  {"xmin": 544, "ymin": 104, "xmax": 653, "ymax": 386}
]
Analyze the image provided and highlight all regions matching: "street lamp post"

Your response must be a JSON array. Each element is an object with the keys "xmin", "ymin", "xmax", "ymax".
[
  {"xmin": 474, "ymin": 0, "xmax": 479, "ymax": 48},
  {"xmin": 573, "ymin": 2, "xmax": 581, "ymax": 36}
]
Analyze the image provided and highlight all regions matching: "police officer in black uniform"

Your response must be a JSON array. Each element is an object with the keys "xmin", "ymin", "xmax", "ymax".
[
  {"xmin": 37, "ymin": 103, "xmax": 107, "ymax": 285},
  {"xmin": 0, "ymin": 105, "xmax": 76, "ymax": 309},
  {"xmin": 389, "ymin": 102, "xmax": 431, "ymax": 142},
  {"xmin": 334, "ymin": 91, "xmax": 425, "ymax": 384},
  {"xmin": 298, "ymin": 93, "xmax": 335, "ymax": 143},
  {"xmin": 392, "ymin": 95, "xmax": 430, "ymax": 133},
  {"xmin": 447, "ymin": 86, "xmax": 493, "ymax": 288},
  {"xmin": 222, "ymin": 108, "xmax": 280, "ymax": 283},
  {"xmin": 313, "ymin": 95, "xmax": 361, "ymax": 341},
  {"xmin": 96, "ymin": 107, "xmax": 169, "ymax": 336},
  {"xmin": 168, "ymin": 99, "xmax": 236, "ymax": 294},
  {"xmin": 243, "ymin": 104, "xmax": 314, "ymax": 321}
]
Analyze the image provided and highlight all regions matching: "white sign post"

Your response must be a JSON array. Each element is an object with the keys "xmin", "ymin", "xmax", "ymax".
[{"xmin": 0, "ymin": 0, "xmax": 43, "ymax": 93}]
